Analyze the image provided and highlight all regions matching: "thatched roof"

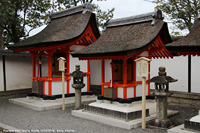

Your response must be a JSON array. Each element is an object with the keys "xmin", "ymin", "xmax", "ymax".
[
  {"xmin": 166, "ymin": 18, "xmax": 200, "ymax": 54},
  {"xmin": 0, "ymin": 50, "xmax": 30, "ymax": 56},
  {"xmin": 8, "ymin": 3, "xmax": 99, "ymax": 50},
  {"xmin": 72, "ymin": 10, "xmax": 172, "ymax": 58}
]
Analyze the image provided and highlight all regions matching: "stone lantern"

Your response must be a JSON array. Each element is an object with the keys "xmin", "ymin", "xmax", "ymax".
[
  {"xmin": 70, "ymin": 65, "xmax": 86, "ymax": 110},
  {"xmin": 148, "ymin": 66, "xmax": 177, "ymax": 128}
]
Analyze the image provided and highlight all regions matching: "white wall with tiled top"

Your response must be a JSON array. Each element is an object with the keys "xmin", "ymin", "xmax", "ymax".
[
  {"xmin": 5, "ymin": 56, "xmax": 32, "ymax": 91},
  {"xmin": 151, "ymin": 56, "xmax": 200, "ymax": 93}
]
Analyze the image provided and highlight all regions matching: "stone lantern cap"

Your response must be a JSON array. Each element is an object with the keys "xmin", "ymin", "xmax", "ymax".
[
  {"xmin": 70, "ymin": 65, "xmax": 86, "ymax": 78},
  {"xmin": 148, "ymin": 66, "xmax": 177, "ymax": 84}
]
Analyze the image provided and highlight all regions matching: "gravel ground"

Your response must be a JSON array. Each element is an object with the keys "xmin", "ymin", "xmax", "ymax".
[{"xmin": 0, "ymin": 99, "xmax": 198, "ymax": 133}]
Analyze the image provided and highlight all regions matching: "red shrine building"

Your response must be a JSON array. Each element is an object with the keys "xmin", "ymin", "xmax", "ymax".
[
  {"xmin": 72, "ymin": 10, "xmax": 173, "ymax": 102},
  {"xmin": 166, "ymin": 17, "xmax": 200, "ymax": 56},
  {"xmin": 8, "ymin": 3, "xmax": 100, "ymax": 98},
  {"xmin": 165, "ymin": 17, "xmax": 200, "ymax": 93}
]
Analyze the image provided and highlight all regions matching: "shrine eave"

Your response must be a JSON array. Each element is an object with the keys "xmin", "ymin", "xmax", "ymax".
[
  {"xmin": 72, "ymin": 10, "xmax": 173, "ymax": 60},
  {"xmin": 8, "ymin": 3, "xmax": 100, "ymax": 52},
  {"xmin": 165, "ymin": 18, "xmax": 200, "ymax": 56}
]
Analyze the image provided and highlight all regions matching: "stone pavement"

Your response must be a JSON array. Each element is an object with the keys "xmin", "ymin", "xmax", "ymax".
[{"xmin": 9, "ymin": 95, "xmax": 96, "ymax": 111}]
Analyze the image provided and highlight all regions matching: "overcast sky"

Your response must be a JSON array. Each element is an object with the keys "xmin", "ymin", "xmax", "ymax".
[{"xmin": 93, "ymin": 0, "xmax": 156, "ymax": 19}]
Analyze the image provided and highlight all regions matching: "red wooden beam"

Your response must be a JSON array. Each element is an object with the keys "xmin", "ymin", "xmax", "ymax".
[
  {"xmin": 48, "ymin": 52, "xmax": 53, "ymax": 96},
  {"xmin": 101, "ymin": 59, "xmax": 105, "ymax": 96},
  {"xmin": 66, "ymin": 50, "xmax": 70, "ymax": 94},
  {"xmin": 43, "ymin": 81, "xmax": 45, "ymax": 95},
  {"xmin": 123, "ymin": 59, "xmax": 127, "ymax": 99},
  {"xmin": 148, "ymin": 59, "xmax": 151, "ymax": 95},
  {"xmin": 32, "ymin": 55, "xmax": 36, "ymax": 81},
  {"xmin": 87, "ymin": 60, "xmax": 90, "ymax": 92},
  {"xmin": 133, "ymin": 58, "xmax": 136, "ymax": 98}
]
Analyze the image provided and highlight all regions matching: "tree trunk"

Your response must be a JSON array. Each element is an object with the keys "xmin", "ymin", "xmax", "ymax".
[{"xmin": 0, "ymin": 26, "xmax": 4, "ymax": 50}]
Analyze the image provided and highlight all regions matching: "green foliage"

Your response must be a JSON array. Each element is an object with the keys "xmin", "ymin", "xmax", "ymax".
[
  {"xmin": 0, "ymin": 0, "xmax": 114, "ymax": 46},
  {"xmin": 0, "ymin": 0, "xmax": 51, "ymax": 45},
  {"xmin": 93, "ymin": 4, "xmax": 115, "ymax": 30},
  {"xmin": 52, "ymin": 0, "xmax": 115, "ymax": 30},
  {"xmin": 151, "ymin": 0, "xmax": 200, "ymax": 33}
]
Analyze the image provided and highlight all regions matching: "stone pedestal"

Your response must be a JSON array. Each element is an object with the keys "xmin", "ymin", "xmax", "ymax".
[
  {"xmin": 75, "ymin": 89, "xmax": 82, "ymax": 110},
  {"xmin": 154, "ymin": 92, "xmax": 172, "ymax": 128},
  {"xmin": 184, "ymin": 110, "xmax": 200, "ymax": 131}
]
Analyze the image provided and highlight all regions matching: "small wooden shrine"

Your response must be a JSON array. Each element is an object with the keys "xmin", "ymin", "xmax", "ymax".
[
  {"xmin": 8, "ymin": 3, "xmax": 100, "ymax": 98},
  {"xmin": 166, "ymin": 17, "xmax": 200, "ymax": 56},
  {"xmin": 72, "ymin": 10, "xmax": 173, "ymax": 102},
  {"xmin": 166, "ymin": 17, "xmax": 200, "ymax": 93}
]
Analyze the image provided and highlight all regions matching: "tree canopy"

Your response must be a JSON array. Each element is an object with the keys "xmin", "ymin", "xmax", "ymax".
[
  {"xmin": 151, "ymin": 0, "xmax": 200, "ymax": 34},
  {"xmin": 0, "ymin": 0, "xmax": 114, "ymax": 47}
]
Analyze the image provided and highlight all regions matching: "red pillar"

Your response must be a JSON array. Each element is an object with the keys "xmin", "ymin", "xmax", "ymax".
[
  {"xmin": 87, "ymin": 60, "xmax": 90, "ymax": 92},
  {"xmin": 48, "ymin": 52, "xmax": 53, "ymax": 96},
  {"xmin": 123, "ymin": 59, "xmax": 127, "ymax": 99},
  {"xmin": 101, "ymin": 59, "xmax": 105, "ymax": 96},
  {"xmin": 32, "ymin": 55, "xmax": 36, "ymax": 81},
  {"xmin": 148, "ymin": 60, "xmax": 151, "ymax": 95},
  {"xmin": 66, "ymin": 51, "xmax": 70, "ymax": 94},
  {"xmin": 43, "ymin": 81, "xmax": 45, "ymax": 95},
  {"xmin": 133, "ymin": 59, "xmax": 136, "ymax": 98}
]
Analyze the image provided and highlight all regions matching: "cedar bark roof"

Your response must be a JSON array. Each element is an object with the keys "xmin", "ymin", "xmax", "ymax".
[
  {"xmin": 8, "ymin": 3, "xmax": 100, "ymax": 50},
  {"xmin": 72, "ymin": 10, "xmax": 172, "ymax": 58},
  {"xmin": 166, "ymin": 18, "xmax": 200, "ymax": 55},
  {"xmin": 0, "ymin": 50, "xmax": 30, "ymax": 56}
]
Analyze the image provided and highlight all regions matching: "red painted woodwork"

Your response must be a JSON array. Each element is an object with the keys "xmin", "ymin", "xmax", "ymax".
[
  {"xmin": 133, "ymin": 59, "xmax": 136, "ymax": 98},
  {"xmin": 87, "ymin": 60, "xmax": 90, "ymax": 92},
  {"xmin": 101, "ymin": 59, "xmax": 105, "ymax": 96},
  {"xmin": 66, "ymin": 51, "xmax": 70, "ymax": 94},
  {"xmin": 13, "ymin": 25, "xmax": 95, "ymax": 53},
  {"xmin": 43, "ymin": 81, "xmax": 45, "ymax": 95},
  {"xmin": 123, "ymin": 59, "xmax": 127, "ymax": 99},
  {"xmin": 148, "ymin": 59, "xmax": 151, "ymax": 95},
  {"xmin": 179, "ymin": 52, "xmax": 200, "ymax": 56},
  {"xmin": 48, "ymin": 52, "xmax": 53, "ymax": 96},
  {"xmin": 116, "ymin": 87, "xmax": 118, "ymax": 98},
  {"xmin": 32, "ymin": 55, "xmax": 36, "ymax": 81}
]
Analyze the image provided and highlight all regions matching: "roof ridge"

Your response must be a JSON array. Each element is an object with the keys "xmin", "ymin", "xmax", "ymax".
[
  {"xmin": 106, "ymin": 10, "xmax": 164, "ymax": 28},
  {"xmin": 50, "ymin": 2, "xmax": 93, "ymax": 19}
]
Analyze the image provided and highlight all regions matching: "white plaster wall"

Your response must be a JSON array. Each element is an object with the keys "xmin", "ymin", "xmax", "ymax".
[
  {"xmin": 69, "ymin": 54, "xmax": 87, "ymax": 93},
  {"xmin": 41, "ymin": 57, "xmax": 48, "ymax": 77},
  {"xmin": 90, "ymin": 60, "xmax": 101, "ymax": 85},
  {"xmin": 34, "ymin": 57, "xmax": 48, "ymax": 78},
  {"xmin": 191, "ymin": 56, "xmax": 200, "ymax": 93},
  {"xmin": 0, "ymin": 56, "xmax": 3, "ymax": 91},
  {"xmin": 127, "ymin": 87, "xmax": 134, "ymax": 98},
  {"xmin": 135, "ymin": 84, "xmax": 148, "ymax": 97},
  {"xmin": 118, "ymin": 87, "xmax": 123, "ymax": 98},
  {"xmin": 52, "ymin": 81, "xmax": 67, "ymax": 95},
  {"xmin": 45, "ymin": 81, "xmax": 48, "ymax": 95},
  {"xmin": 150, "ymin": 56, "xmax": 188, "ymax": 92},
  {"xmin": 6, "ymin": 56, "xmax": 32, "ymax": 90},
  {"xmin": 105, "ymin": 60, "xmax": 112, "ymax": 83}
]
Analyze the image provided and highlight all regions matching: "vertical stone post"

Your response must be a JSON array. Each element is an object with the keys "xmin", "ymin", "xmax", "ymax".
[
  {"xmin": 156, "ymin": 95, "xmax": 167, "ymax": 120},
  {"xmin": 75, "ymin": 89, "xmax": 82, "ymax": 110}
]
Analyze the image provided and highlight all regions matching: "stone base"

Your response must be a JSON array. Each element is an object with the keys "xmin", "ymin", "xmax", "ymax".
[
  {"xmin": 152, "ymin": 119, "xmax": 172, "ymax": 128},
  {"xmin": 84, "ymin": 103, "xmax": 149, "ymax": 121},
  {"xmin": 184, "ymin": 120, "xmax": 200, "ymax": 131}
]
